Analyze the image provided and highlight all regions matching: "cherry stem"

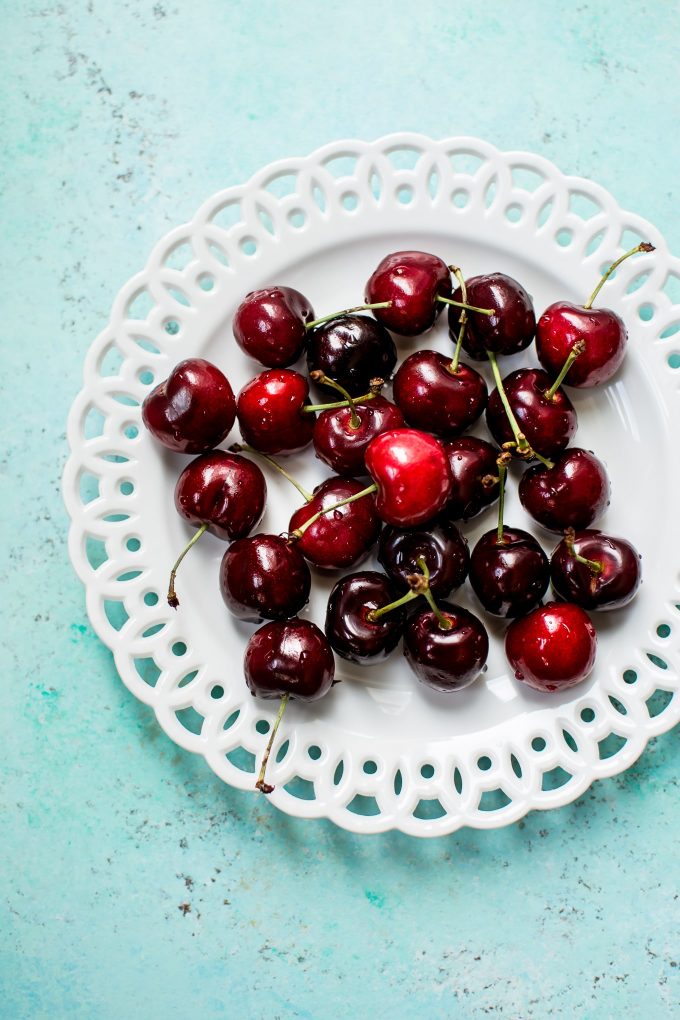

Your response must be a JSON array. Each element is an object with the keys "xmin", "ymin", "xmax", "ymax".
[
  {"xmin": 583, "ymin": 241, "xmax": 655, "ymax": 310},
  {"xmin": 290, "ymin": 483, "xmax": 377, "ymax": 538},
  {"xmin": 309, "ymin": 372, "xmax": 384, "ymax": 430},
  {"xmin": 302, "ymin": 388, "xmax": 378, "ymax": 414},
  {"xmin": 255, "ymin": 693, "xmax": 289, "ymax": 794},
  {"xmin": 305, "ymin": 301, "xmax": 392, "ymax": 330},
  {"xmin": 564, "ymin": 527, "xmax": 603, "ymax": 575},
  {"xmin": 366, "ymin": 587, "xmax": 419, "ymax": 622},
  {"xmin": 436, "ymin": 295, "xmax": 494, "ymax": 316},
  {"xmin": 544, "ymin": 341, "xmax": 586, "ymax": 399},
  {"xmin": 410, "ymin": 556, "xmax": 452, "ymax": 631},
  {"xmin": 487, "ymin": 352, "xmax": 531, "ymax": 455},
  {"xmin": 496, "ymin": 453, "xmax": 512, "ymax": 545},
  {"xmin": 532, "ymin": 449, "xmax": 555, "ymax": 469},
  {"xmin": 448, "ymin": 266, "xmax": 468, "ymax": 374},
  {"xmin": 167, "ymin": 522, "xmax": 208, "ymax": 608},
  {"xmin": 230, "ymin": 443, "xmax": 313, "ymax": 502}
]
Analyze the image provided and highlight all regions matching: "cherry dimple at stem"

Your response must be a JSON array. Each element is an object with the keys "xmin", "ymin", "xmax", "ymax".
[
  {"xmin": 167, "ymin": 522, "xmax": 208, "ymax": 608},
  {"xmin": 229, "ymin": 443, "xmax": 313, "ymax": 502},
  {"xmin": 305, "ymin": 301, "xmax": 392, "ymax": 331},
  {"xmin": 544, "ymin": 340, "xmax": 586, "ymax": 400},
  {"xmin": 255, "ymin": 693, "xmax": 289, "ymax": 794},
  {"xmin": 290, "ymin": 483, "xmax": 377, "ymax": 538},
  {"xmin": 583, "ymin": 242, "xmax": 655, "ymax": 310}
]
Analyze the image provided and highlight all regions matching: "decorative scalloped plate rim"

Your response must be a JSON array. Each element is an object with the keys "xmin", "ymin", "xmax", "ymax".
[{"xmin": 64, "ymin": 134, "xmax": 680, "ymax": 836}]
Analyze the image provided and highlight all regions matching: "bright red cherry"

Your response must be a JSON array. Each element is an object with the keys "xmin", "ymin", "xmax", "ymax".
[
  {"xmin": 325, "ymin": 571, "xmax": 407, "ymax": 665},
  {"xmin": 393, "ymin": 350, "xmax": 488, "ymax": 438},
  {"xmin": 448, "ymin": 273, "xmax": 535, "ymax": 359},
  {"xmin": 365, "ymin": 250, "xmax": 452, "ymax": 336},
  {"xmin": 442, "ymin": 437, "xmax": 500, "ymax": 521},
  {"xmin": 365, "ymin": 428, "xmax": 453, "ymax": 527},
  {"xmin": 312, "ymin": 394, "xmax": 405, "ymax": 476},
  {"xmin": 469, "ymin": 527, "xmax": 549, "ymax": 618},
  {"xmin": 289, "ymin": 477, "xmax": 381, "ymax": 569},
  {"xmin": 519, "ymin": 448, "xmax": 611, "ymax": 533},
  {"xmin": 378, "ymin": 519, "xmax": 469, "ymax": 599},
  {"xmin": 550, "ymin": 529, "xmax": 642, "ymax": 611},
  {"xmin": 306, "ymin": 315, "xmax": 397, "ymax": 397},
  {"xmin": 536, "ymin": 242, "xmax": 654, "ymax": 388},
  {"xmin": 142, "ymin": 358, "xmax": 236, "ymax": 454},
  {"xmin": 486, "ymin": 367, "xmax": 577, "ymax": 459},
  {"xmin": 233, "ymin": 287, "xmax": 314, "ymax": 367},
  {"xmin": 404, "ymin": 602, "xmax": 489, "ymax": 692},
  {"xmin": 505, "ymin": 602, "xmax": 597, "ymax": 693},
  {"xmin": 236, "ymin": 368, "xmax": 315, "ymax": 454},
  {"xmin": 219, "ymin": 534, "xmax": 311, "ymax": 622}
]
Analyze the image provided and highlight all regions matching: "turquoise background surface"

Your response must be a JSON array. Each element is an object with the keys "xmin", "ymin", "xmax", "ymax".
[{"xmin": 3, "ymin": 2, "xmax": 679, "ymax": 1016}]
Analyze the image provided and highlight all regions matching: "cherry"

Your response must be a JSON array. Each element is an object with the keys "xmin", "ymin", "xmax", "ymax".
[
  {"xmin": 393, "ymin": 350, "xmax": 487, "ymax": 437},
  {"xmin": 365, "ymin": 250, "xmax": 452, "ymax": 335},
  {"xmin": 313, "ymin": 390, "xmax": 405, "ymax": 476},
  {"xmin": 325, "ymin": 571, "xmax": 407, "ymax": 665},
  {"xmin": 404, "ymin": 602, "xmax": 489, "ymax": 692},
  {"xmin": 142, "ymin": 358, "xmax": 236, "ymax": 454},
  {"xmin": 378, "ymin": 519, "xmax": 469, "ymax": 599},
  {"xmin": 536, "ymin": 242, "xmax": 654, "ymax": 387},
  {"xmin": 485, "ymin": 366, "xmax": 578, "ymax": 459},
  {"xmin": 442, "ymin": 436, "xmax": 500, "ymax": 521},
  {"xmin": 550, "ymin": 528, "xmax": 642, "ymax": 611},
  {"xmin": 236, "ymin": 368, "xmax": 316, "ymax": 454},
  {"xmin": 168, "ymin": 451, "xmax": 266, "ymax": 607},
  {"xmin": 448, "ymin": 273, "xmax": 536, "ymax": 359},
  {"xmin": 519, "ymin": 448, "xmax": 611, "ymax": 533},
  {"xmin": 505, "ymin": 602, "xmax": 597, "ymax": 693},
  {"xmin": 220, "ymin": 534, "xmax": 311, "ymax": 622},
  {"xmin": 306, "ymin": 314, "xmax": 397, "ymax": 397},
  {"xmin": 364, "ymin": 428, "xmax": 453, "ymax": 527},
  {"xmin": 233, "ymin": 287, "xmax": 314, "ymax": 367},
  {"xmin": 289, "ymin": 477, "xmax": 381, "ymax": 569},
  {"xmin": 245, "ymin": 618, "xmax": 335, "ymax": 793}
]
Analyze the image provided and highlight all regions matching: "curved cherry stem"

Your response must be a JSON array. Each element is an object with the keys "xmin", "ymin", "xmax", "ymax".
[
  {"xmin": 495, "ymin": 452, "xmax": 512, "ymax": 545},
  {"xmin": 366, "ymin": 587, "xmax": 420, "ymax": 622},
  {"xmin": 305, "ymin": 301, "xmax": 392, "ymax": 330},
  {"xmin": 448, "ymin": 266, "xmax": 468, "ymax": 374},
  {"xmin": 167, "ymin": 522, "xmax": 208, "ymax": 609},
  {"xmin": 584, "ymin": 241, "xmax": 655, "ymax": 310},
  {"xmin": 309, "ymin": 372, "xmax": 383, "ymax": 430},
  {"xmin": 564, "ymin": 527, "xmax": 603, "ymax": 575},
  {"xmin": 409, "ymin": 556, "xmax": 452, "ymax": 631},
  {"xmin": 544, "ymin": 341, "xmax": 586, "ymax": 399},
  {"xmin": 302, "ymin": 388, "xmax": 379, "ymax": 414},
  {"xmin": 487, "ymin": 352, "xmax": 531, "ymax": 455},
  {"xmin": 230, "ymin": 443, "xmax": 313, "ymax": 502},
  {"xmin": 255, "ymin": 693, "xmax": 289, "ymax": 794},
  {"xmin": 290, "ymin": 483, "xmax": 377, "ymax": 538}
]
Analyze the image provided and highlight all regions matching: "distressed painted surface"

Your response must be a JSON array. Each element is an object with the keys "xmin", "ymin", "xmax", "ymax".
[{"xmin": 2, "ymin": 1, "xmax": 679, "ymax": 1016}]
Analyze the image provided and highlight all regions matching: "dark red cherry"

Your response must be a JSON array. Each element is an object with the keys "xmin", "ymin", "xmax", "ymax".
[
  {"xmin": 469, "ymin": 527, "xmax": 549, "ymax": 618},
  {"xmin": 519, "ymin": 448, "xmax": 611, "ymax": 533},
  {"xmin": 505, "ymin": 601, "xmax": 597, "ymax": 692},
  {"xmin": 365, "ymin": 250, "xmax": 452, "ymax": 336},
  {"xmin": 443, "ymin": 436, "xmax": 500, "ymax": 521},
  {"xmin": 236, "ymin": 368, "xmax": 315, "ymax": 454},
  {"xmin": 365, "ymin": 428, "xmax": 453, "ymax": 527},
  {"xmin": 393, "ymin": 350, "xmax": 487, "ymax": 437},
  {"xmin": 233, "ymin": 287, "xmax": 314, "ymax": 367},
  {"xmin": 142, "ymin": 358, "xmax": 236, "ymax": 454},
  {"xmin": 289, "ymin": 477, "xmax": 381, "ymax": 569},
  {"xmin": 312, "ymin": 395, "xmax": 405, "ymax": 476},
  {"xmin": 174, "ymin": 451, "xmax": 266, "ymax": 540},
  {"xmin": 244, "ymin": 618, "xmax": 335, "ymax": 700},
  {"xmin": 536, "ymin": 302, "xmax": 627, "ymax": 388},
  {"xmin": 306, "ymin": 315, "xmax": 397, "ymax": 397},
  {"xmin": 378, "ymin": 519, "xmax": 469, "ymax": 599},
  {"xmin": 486, "ymin": 368, "xmax": 577, "ymax": 458},
  {"xmin": 325, "ymin": 571, "xmax": 406, "ymax": 665},
  {"xmin": 404, "ymin": 602, "xmax": 489, "ymax": 692},
  {"xmin": 219, "ymin": 534, "xmax": 311, "ymax": 622},
  {"xmin": 448, "ymin": 273, "xmax": 535, "ymax": 359},
  {"xmin": 550, "ymin": 529, "xmax": 642, "ymax": 610}
]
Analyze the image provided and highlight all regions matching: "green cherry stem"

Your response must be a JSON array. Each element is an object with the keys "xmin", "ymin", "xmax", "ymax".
[
  {"xmin": 255, "ymin": 693, "xmax": 290, "ymax": 794},
  {"xmin": 436, "ymin": 295, "xmax": 494, "ymax": 315},
  {"xmin": 487, "ymin": 351, "xmax": 531, "ymax": 455},
  {"xmin": 305, "ymin": 301, "xmax": 392, "ymax": 330},
  {"xmin": 409, "ymin": 556, "xmax": 452, "ymax": 631},
  {"xmin": 290, "ymin": 483, "xmax": 377, "ymax": 539},
  {"xmin": 544, "ymin": 341, "xmax": 586, "ymax": 400},
  {"xmin": 583, "ymin": 241, "xmax": 655, "ymax": 310},
  {"xmin": 564, "ymin": 527, "xmax": 603, "ymax": 575},
  {"xmin": 167, "ymin": 522, "xmax": 209, "ymax": 609},
  {"xmin": 302, "ymin": 388, "xmax": 378, "ymax": 414},
  {"xmin": 449, "ymin": 266, "xmax": 468, "ymax": 374},
  {"xmin": 309, "ymin": 372, "xmax": 383, "ymax": 430},
  {"xmin": 230, "ymin": 443, "xmax": 313, "ymax": 502},
  {"xmin": 366, "ymin": 587, "xmax": 420, "ymax": 622},
  {"xmin": 495, "ymin": 452, "xmax": 512, "ymax": 545}
]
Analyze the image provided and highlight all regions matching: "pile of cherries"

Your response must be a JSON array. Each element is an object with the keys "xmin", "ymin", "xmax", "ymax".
[{"xmin": 142, "ymin": 243, "xmax": 652, "ymax": 793}]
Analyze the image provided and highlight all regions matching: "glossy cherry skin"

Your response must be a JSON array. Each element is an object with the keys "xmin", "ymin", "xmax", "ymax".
[
  {"xmin": 312, "ymin": 396, "xmax": 405, "ymax": 476},
  {"xmin": 289, "ymin": 477, "xmax": 381, "ymax": 569},
  {"xmin": 236, "ymin": 368, "xmax": 315, "ymax": 454},
  {"xmin": 325, "ymin": 571, "xmax": 406, "ymax": 665},
  {"xmin": 244, "ymin": 618, "xmax": 335, "ymax": 701},
  {"xmin": 142, "ymin": 358, "xmax": 236, "ymax": 454},
  {"xmin": 393, "ymin": 351, "xmax": 488, "ymax": 438},
  {"xmin": 233, "ymin": 287, "xmax": 314, "ymax": 367},
  {"xmin": 469, "ymin": 527, "xmax": 549, "ymax": 618},
  {"xmin": 365, "ymin": 428, "xmax": 453, "ymax": 527},
  {"xmin": 365, "ymin": 250, "xmax": 452, "ymax": 336},
  {"xmin": 306, "ymin": 315, "xmax": 397, "ymax": 397},
  {"xmin": 219, "ymin": 534, "xmax": 311, "ymax": 622},
  {"xmin": 536, "ymin": 302, "xmax": 626, "ymax": 388},
  {"xmin": 505, "ymin": 601, "xmax": 597, "ymax": 693},
  {"xmin": 486, "ymin": 368, "xmax": 577, "ymax": 458},
  {"xmin": 404, "ymin": 603, "xmax": 489, "ymax": 692},
  {"xmin": 550, "ymin": 530, "xmax": 642, "ymax": 610},
  {"xmin": 174, "ymin": 452, "xmax": 266, "ymax": 540},
  {"xmin": 448, "ymin": 273, "xmax": 536, "ymax": 359},
  {"xmin": 443, "ymin": 437, "xmax": 500, "ymax": 521},
  {"xmin": 519, "ymin": 448, "xmax": 611, "ymax": 533},
  {"xmin": 378, "ymin": 519, "xmax": 469, "ymax": 599}
]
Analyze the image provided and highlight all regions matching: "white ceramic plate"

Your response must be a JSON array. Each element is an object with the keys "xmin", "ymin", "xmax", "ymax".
[{"xmin": 64, "ymin": 134, "xmax": 680, "ymax": 836}]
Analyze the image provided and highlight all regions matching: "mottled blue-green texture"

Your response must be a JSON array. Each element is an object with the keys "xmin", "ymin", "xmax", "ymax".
[{"xmin": 3, "ymin": 1, "xmax": 679, "ymax": 1017}]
